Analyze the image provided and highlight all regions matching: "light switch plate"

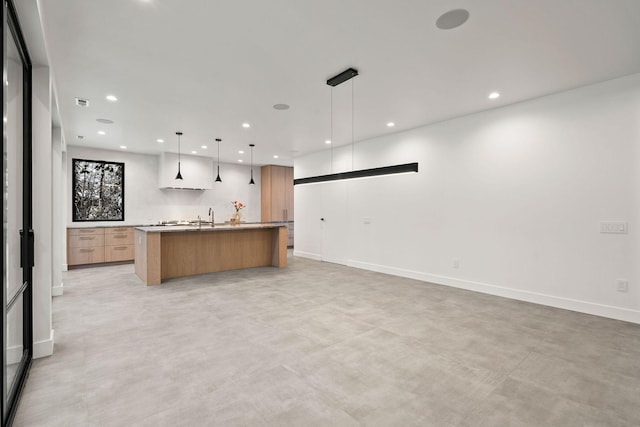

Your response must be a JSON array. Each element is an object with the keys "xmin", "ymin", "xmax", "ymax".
[{"xmin": 600, "ymin": 221, "xmax": 628, "ymax": 234}]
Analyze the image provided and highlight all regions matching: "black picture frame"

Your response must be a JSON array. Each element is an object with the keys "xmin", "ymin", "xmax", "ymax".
[{"xmin": 72, "ymin": 158, "xmax": 125, "ymax": 221}]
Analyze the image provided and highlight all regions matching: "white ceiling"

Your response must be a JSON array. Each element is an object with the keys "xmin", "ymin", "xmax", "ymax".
[{"xmin": 37, "ymin": 0, "xmax": 640, "ymax": 166}]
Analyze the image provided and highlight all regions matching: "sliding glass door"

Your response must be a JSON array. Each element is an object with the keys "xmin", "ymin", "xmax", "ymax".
[{"xmin": 3, "ymin": 0, "xmax": 34, "ymax": 424}]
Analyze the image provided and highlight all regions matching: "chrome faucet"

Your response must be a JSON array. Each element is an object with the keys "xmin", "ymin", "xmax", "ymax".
[{"xmin": 209, "ymin": 208, "xmax": 214, "ymax": 227}]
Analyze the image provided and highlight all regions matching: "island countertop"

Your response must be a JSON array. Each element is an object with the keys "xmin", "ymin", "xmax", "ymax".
[
  {"xmin": 135, "ymin": 223, "xmax": 287, "ymax": 233},
  {"xmin": 134, "ymin": 223, "xmax": 287, "ymax": 285}
]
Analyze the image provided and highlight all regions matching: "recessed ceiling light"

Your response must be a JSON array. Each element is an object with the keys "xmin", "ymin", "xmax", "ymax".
[
  {"xmin": 238, "ymin": 150, "xmax": 244, "ymax": 154},
  {"xmin": 325, "ymin": 140, "xmax": 331, "ymax": 144},
  {"xmin": 157, "ymin": 139, "xmax": 164, "ymax": 143},
  {"xmin": 96, "ymin": 118, "xmax": 114, "ymax": 124},
  {"xmin": 191, "ymin": 151, "xmax": 197, "ymax": 154},
  {"xmin": 242, "ymin": 123, "xmax": 250, "ymax": 128},
  {"xmin": 106, "ymin": 95, "xmax": 118, "ymax": 102},
  {"xmin": 120, "ymin": 145, "xmax": 127, "ymax": 149},
  {"xmin": 273, "ymin": 155, "xmax": 279, "ymax": 159},
  {"xmin": 238, "ymin": 159, "xmax": 243, "ymax": 163},
  {"xmin": 489, "ymin": 92, "xmax": 500, "ymax": 99},
  {"xmin": 387, "ymin": 122, "xmax": 395, "ymax": 127},
  {"xmin": 436, "ymin": 9, "xmax": 470, "ymax": 30},
  {"xmin": 273, "ymin": 104, "xmax": 290, "ymax": 110},
  {"xmin": 97, "ymin": 130, "xmax": 106, "ymax": 135},
  {"xmin": 201, "ymin": 145, "xmax": 207, "ymax": 149}
]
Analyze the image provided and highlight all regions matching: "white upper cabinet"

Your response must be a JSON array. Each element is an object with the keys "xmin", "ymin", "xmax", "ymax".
[{"xmin": 158, "ymin": 152, "xmax": 214, "ymax": 189}]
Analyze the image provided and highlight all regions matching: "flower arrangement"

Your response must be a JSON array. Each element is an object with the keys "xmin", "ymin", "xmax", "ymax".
[
  {"xmin": 232, "ymin": 201, "xmax": 245, "ymax": 212},
  {"xmin": 231, "ymin": 200, "xmax": 245, "ymax": 223}
]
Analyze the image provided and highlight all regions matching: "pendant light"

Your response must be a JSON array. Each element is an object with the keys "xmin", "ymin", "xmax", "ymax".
[
  {"xmin": 215, "ymin": 138, "xmax": 222, "ymax": 182},
  {"xmin": 294, "ymin": 67, "xmax": 419, "ymax": 185},
  {"xmin": 249, "ymin": 143, "xmax": 255, "ymax": 185},
  {"xmin": 175, "ymin": 131, "xmax": 183, "ymax": 180}
]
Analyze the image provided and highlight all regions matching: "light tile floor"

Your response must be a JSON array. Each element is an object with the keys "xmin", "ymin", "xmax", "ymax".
[{"xmin": 13, "ymin": 255, "xmax": 640, "ymax": 426}]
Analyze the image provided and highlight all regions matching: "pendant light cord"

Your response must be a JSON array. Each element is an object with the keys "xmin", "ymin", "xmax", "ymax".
[
  {"xmin": 330, "ymin": 87, "xmax": 334, "ymax": 174},
  {"xmin": 351, "ymin": 78, "xmax": 355, "ymax": 171}
]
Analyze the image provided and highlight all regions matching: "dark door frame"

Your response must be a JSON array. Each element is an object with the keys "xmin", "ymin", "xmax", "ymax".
[{"xmin": 2, "ymin": 0, "xmax": 34, "ymax": 425}]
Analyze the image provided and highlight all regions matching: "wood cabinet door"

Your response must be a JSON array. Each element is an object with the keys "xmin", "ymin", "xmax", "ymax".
[
  {"xmin": 270, "ymin": 166, "xmax": 286, "ymax": 221},
  {"xmin": 284, "ymin": 166, "xmax": 294, "ymax": 221}
]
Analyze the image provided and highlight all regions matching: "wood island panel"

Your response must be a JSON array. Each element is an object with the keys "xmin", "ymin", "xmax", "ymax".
[{"xmin": 135, "ymin": 225, "xmax": 287, "ymax": 286}]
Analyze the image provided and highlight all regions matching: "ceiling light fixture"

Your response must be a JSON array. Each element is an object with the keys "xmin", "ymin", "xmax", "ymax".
[
  {"xmin": 489, "ymin": 92, "xmax": 500, "ymax": 99},
  {"xmin": 175, "ymin": 131, "xmax": 183, "ymax": 180},
  {"xmin": 191, "ymin": 151, "xmax": 197, "ymax": 154},
  {"xmin": 325, "ymin": 140, "xmax": 331, "ymax": 144},
  {"xmin": 120, "ymin": 146, "xmax": 127, "ymax": 149},
  {"xmin": 215, "ymin": 138, "xmax": 222, "ymax": 183},
  {"xmin": 294, "ymin": 68, "xmax": 419, "ymax": 185},
  {"xmin": 201, "ymin": 145, "xmax": 207, "ymax": 149},
  {"xmin": 387, "ymin": 122, "xmax": 395, "ymax": 127},
  {"xmin": 249, "ymin": 144, "xmax": 256, "ymax": 185},
  {"xmin": 106, "ymin": 95, "xmax": 118, "ymax": 102},
  {"xmin": 238, "ymin": 159, "xmax": 243, "ymax": 163},
  {"xmin": 98, "ymin": 130, "xmax": 106, "ymax": 135},
  {"xmin": 273, "ymin": 155, "xmax": 279, "ymax": 159},
  {"xmin": 242, "ymin": 123, "xmax": 250, "ymax": 128},
  {"xmin": 239, "ymin": 150, "xmax": 244, "ymax": 154},
  {"xmin": 157, "ymin": 139, "xmax": 164, "ymax": 143}
]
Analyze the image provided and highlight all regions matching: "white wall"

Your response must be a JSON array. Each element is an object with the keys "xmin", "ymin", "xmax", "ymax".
[
  {"xmin": 295, "ymin": 73, "xmax": 640, "ymax": 324},
  {"xmin": 32, "ymin": 66, "xmax": 54, "ymax": 357},
  {"xmin": 66, "ymin": 146, "xmax": 261, "ymax": 226}
]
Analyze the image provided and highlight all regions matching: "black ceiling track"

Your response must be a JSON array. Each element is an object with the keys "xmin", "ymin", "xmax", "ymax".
[{"xmin": 326, "ymin": 68, "xmax": 359, "ymax": 87}]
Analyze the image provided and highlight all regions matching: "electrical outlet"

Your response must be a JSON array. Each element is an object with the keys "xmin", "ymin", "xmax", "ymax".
[
  {"xmin": 452, "ymin": 258, "xmax": 460, "ymax": 269},
  {"xmin": 616, "ymin": 279, "xmax": 629, "ymax": 293}
]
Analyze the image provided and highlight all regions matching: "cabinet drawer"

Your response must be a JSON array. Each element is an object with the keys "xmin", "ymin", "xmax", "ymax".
[
  {"xmin": 105, "ymin": 244, "xmax": 134, "ymax": 262},
  {"xmin": 105, "ymin": 227, "xmax": 133, "ymax": 234},
  {"xmin": 68, "ymin": 228, "xmax": 104, "ymax": 236},
  {"xmin": 68, "ymin": 246, "xmax": 105, "ymax": 265},
  {"xmin": 105, "ymin": 232, "xmax": 133, "ymax": 246},
  {"xmin": 68, "ymin": 234, "xmax": 104, "ymax": 248}
]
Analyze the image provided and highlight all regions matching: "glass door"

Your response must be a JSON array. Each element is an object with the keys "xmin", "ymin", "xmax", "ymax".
[{"xmin": 3, "ymin": 0, "xmax": 33, "ymax": 424}]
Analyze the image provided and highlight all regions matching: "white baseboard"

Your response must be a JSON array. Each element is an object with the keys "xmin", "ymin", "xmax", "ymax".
[
  {"xmin": 348, "ymin": 259, "xmax": 640, "ymax": 325},
  {"xmin": 7, "ymin": 345, "xmax": 24, "ymax": 364},
  {"xmin": 33, "ymin": 329, "xmax": 54, "ymax": 358},
  {"xmin": 52, "ymin": 282, "xmax": 64, "ymax": 296},
  {"xmin": 293, "ymin": 250, "xmax": 322, "ymax": 261}
]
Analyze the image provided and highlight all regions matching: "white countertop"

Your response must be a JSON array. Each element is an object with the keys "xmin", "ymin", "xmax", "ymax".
[{"xmin": 134, "ymin": 223, "xmax": 287, "ymax": 233}]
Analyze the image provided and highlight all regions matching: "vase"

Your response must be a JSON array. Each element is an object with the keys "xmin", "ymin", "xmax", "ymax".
[{"xmin": 232, "ymin": 211, "xmax": 241, "ymax": 224}]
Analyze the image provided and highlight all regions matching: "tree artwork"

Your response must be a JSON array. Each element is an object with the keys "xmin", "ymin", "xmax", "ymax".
[{"xmin": 72, "ymin": 159, "xmax": 124, "ymax": 221}]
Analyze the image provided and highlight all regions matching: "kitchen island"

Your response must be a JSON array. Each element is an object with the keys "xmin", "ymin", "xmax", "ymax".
[{"xmin": 134, "ymin": 223, "xmax": 287, "ymax": 285}]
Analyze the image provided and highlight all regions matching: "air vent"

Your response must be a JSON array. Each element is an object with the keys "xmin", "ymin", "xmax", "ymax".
[
  {"xmin": 76, "ymin": 135, "xmax": 85, "ymax": 140},
  {"xmin": 75, "ymin": 97, "xmax": 89, "ymax": 107}
]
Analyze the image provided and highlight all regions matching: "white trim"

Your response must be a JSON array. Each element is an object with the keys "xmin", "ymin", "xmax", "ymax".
[
  {"xmin": 52, "ymin": 282, "xmax": 64, "ymax": 296},
  {"xmin": 293, "ymin": 250, "xmax": 322, "ymax": 261},
  {"xmin": 33, "ymin": 329, "xmax": 54, "ymax": 359},
  {"xmin": 62, "ymin": 263, "xmax": 68, "ymax": 272},
  {"xmin": 348, "ymin": 260, "xmax": 640, "ymax": 325},
  {"xmin": 7, "ymin": 345, "xmax": 24, "ymax": 364}
]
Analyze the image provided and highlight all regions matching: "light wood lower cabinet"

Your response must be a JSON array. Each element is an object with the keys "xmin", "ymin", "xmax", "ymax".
[{"xmin": 68, "ymin": 227, "xmax": 134, "ymax": 266}]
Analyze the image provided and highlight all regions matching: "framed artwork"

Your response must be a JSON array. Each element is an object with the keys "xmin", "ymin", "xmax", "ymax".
[{"xmin": 72, "ymin": 158, "xmax": 125, "ymax": 221}]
